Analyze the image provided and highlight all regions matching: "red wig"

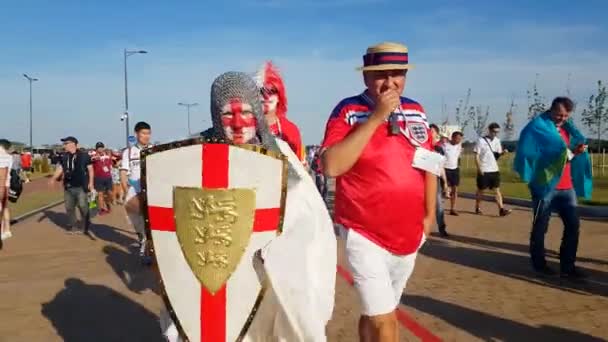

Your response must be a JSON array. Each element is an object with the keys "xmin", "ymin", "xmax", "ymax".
[{"xmin": 256, "ymin": 61, "xmax": 288, "ymax": 117}]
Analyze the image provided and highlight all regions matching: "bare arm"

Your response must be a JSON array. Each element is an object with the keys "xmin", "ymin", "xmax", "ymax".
[
  {"xmin": 0, "ymin": 167, "xmax": 8, "ymax": 198},
  {"xmin": 322, "ymin": 115, "xmax": 384, "ymax": 177},
  {"xmin": 423, "ymin": 171, "xmax": 437, "ymax": 235},
  {"xmin": 120, "ymin": 170, "xmax": 129, "ymax": 193},
  {"xmin": 87, "ymin": 165, "xmax": 94, "ymax": 189},
  {"xmin": 51, "ymin": 165, "xmax": 63, "ymax": 181},
  {"xmin": 322, "ymin": 89, "xmax": 400, "ymax": 177},
  {"xmin": 475, "ymin": 152, "xmax": 482, "ymax": 174}
]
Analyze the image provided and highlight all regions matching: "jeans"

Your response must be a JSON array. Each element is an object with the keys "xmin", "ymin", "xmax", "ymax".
[
  {"xmin": 436, "ymin": 179, "xmax": 446, "ymax": 232},
  {"xmin": 64, "ymin": 187, "xmax": 90, "ymax": 232},
  {"xmin": 530, "ymin": 189, "xmax": 579, "ymax": 273}
]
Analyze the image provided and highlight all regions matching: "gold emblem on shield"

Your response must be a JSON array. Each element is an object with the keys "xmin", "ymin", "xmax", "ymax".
[{"xmin": 173, "ymin": 187, "xmax": 256, "ymax": 294}]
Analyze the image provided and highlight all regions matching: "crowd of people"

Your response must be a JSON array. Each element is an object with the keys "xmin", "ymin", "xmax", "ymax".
[{"xmin": 0, "ymin": 41, "xmax": 594, "ymax": 341}]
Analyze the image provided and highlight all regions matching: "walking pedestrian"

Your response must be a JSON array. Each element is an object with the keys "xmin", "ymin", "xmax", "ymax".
[
  {"xmin": 430, "ymin": 124, "xmax": 449, "ymax": 237},
  {"xmin": 514, "ymin": 97, "xmax": 592, "ymax": 279},
  {"xmin": 321, "ymin": 42, "xmax": 437, "ymax": 342},
  {"xmin": 0, "ymin": 139, "xmax": 13, "ymax": 242},
  {"xmin": 91, "ymin": 142, "xmax": 113, "ymax": 215},
  {"xmin": 444, "ymin": 131, "xmax": 463, "ymax": 215},
  {"xmin": 49, "ymin": 136, "xmax": 94, "ymax": 235},
  {"xmin": 120, "ymin": 121, "xmax": 152, "ymax": 264},
  {"xmin": 21, "ymin": 151, "xmax": 32, "ymax": 183},
  {"xmin": 474, "ymin": 123, "xmax": 512, "ymax": 216}
]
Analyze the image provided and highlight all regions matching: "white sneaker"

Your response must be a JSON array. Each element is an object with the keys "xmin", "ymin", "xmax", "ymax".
[{"xmin": 1, "ymin": 231, "xmax": 13, "ymax": 240}]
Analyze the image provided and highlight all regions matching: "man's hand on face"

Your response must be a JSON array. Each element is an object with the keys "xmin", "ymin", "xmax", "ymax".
[
  {"xmin": 574, "ymin": 144, "xmax": 588, "ymax": 155},
  {"xmin": 371, "ymin": 89, "xmax": 401, "ymax": 123}
]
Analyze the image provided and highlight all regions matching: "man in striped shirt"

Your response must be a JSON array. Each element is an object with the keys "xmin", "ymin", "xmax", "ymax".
[{"xmin": 322, "ymin": 42, "xmax": 436, "ymax": 342}]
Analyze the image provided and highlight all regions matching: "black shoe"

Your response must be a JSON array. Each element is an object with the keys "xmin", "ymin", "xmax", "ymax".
[
  {"xmin": 499, "ymin": 208, "xmax": 512, "ymax": 217},
  {"xmin": 475, "ymin": 208, "xmax": 482, "ymax": 215},
  {"xmin": 534, "ymin": 265, "xmax": 557, "ymax": 276},
  {"xmin": 439, "ymin": 230, "xmax": 450, "ymax": 238},
  {"xmin": 449, "ymin": 210, "xmax": 459, "ymax": 216},
  {"xmin": 141, "ymin": 255, "xmax": 153, "ymax": 266},
  {"xmin": 560, "ymin": 268, "xmax": 588, "ymax": 281}
]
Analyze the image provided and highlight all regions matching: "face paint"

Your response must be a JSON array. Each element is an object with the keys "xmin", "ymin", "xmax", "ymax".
[
  {"xmin": 221, "ymin": 99, "xmax": 257, "ymax": 144},
  {"xmin": 261, "ymin": 88, "xmax": 279, "ymax": 115}
]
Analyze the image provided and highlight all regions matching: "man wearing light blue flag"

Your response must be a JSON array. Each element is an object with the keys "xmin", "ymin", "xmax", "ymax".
[{"xmin": 514, "ymin": 97, "xmax": 593, "ymax": 280}]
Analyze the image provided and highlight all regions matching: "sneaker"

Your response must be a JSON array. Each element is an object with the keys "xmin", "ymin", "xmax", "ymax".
[
  {"xmin": 534, "ymin": 265, "xmax": 557, "ymax": 277},
  {"xmin": 475, "ymin": 208, "xmax": 483, "ymax": 215},
  {"xmin": 1, "ymin": 231, "xmax": 13, "ymax": 240},
  {"xmin": 560, "ymin": 268, "xmax": 588, "ymax": 281},
  {"xmin": 141, "ymin": 255, "xmax": 153, "ymax": 266},
  {"xmin": 499, "ymin": 208, "xmax": 512, "ymax": 217},
  {"xmin": 449, "ymin": 210, "xmax": 459, "ymax": 216}
]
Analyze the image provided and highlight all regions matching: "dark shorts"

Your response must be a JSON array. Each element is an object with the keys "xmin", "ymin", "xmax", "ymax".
[
  {"xmin": 94, "ymin": 177, "xmax": 113, "ymax": 192},
  {"xmin": 445, "ymin": 168, "xmax": 460, "ymax": 187},
  {"xmin": 477, "ymin": 172, "xmax": 500, "ymax": 190},
  {"xmin": 23, "ymin": 167, "xmax": 32, "ymax": 172}
]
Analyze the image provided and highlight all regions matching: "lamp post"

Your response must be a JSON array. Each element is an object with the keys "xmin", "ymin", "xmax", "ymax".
[
  {"xmin": 178, "ymin": 102, "xmax": 199, "ymax": 136},
  {"xmin": 23, "ymin": 74, "xmax": 39, "ymax": 150},
  {"xmin": 123, "ymin": 49, "xmax": 147, "ymax": 147}
]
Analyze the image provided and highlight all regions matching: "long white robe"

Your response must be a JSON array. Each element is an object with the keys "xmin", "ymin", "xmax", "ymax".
[{"xmin": 161, "ymin": 140, "xmax": 337, "ymax": 341}]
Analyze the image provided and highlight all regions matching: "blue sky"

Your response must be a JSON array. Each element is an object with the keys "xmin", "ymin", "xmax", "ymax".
[{"xmin": 1, "ymin": 0, "xmax": 607, "ymax": 147}]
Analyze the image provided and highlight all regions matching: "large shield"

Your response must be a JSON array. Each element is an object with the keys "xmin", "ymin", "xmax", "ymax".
[{"xmin": 142, "ymin": 138, "xmax": 288, "ymax": 342}]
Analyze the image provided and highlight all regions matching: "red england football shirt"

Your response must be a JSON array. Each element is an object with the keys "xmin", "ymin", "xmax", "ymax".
[
  {"xmin": 556, "ymin": 127, "xmax": 573, "ymax": 190},
  {"xmin": 269, "ymin": 117, "xmax": 304, "ymax": 161},
  {"xmin": 322, "ymin": 92, "xmax": 432, "ymax": 255},
  {"xmin": 92, "ymin": 154, "xmax": 113, "ymax": 179}
]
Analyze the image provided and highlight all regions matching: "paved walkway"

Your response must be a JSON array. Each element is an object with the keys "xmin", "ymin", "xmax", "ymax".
[{"xmin": 0, "ymin": 194, "xmax": 607, "ymax": 341}]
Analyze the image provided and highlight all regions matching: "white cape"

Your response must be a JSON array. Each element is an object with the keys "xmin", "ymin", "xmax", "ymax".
[{"xmin": 161, "ymin": 139, "xmax": 337, "ymax": 342}]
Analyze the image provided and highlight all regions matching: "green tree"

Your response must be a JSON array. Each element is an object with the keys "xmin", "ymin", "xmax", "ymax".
[
  {"xmin": 527, "ymin": 76, "xmax": 546, "ymax": 120},
  {"xmin": 503, "ymin": 99, "xmax": 516, "ymax": 141},
  {"xmin": 454, "ymin": 88, "xmax": 472, "ymax": 134},
  {"xmin": 581, "ymin": 80, "xmax": 608, "ymax": 152},
  {"xmin": 470, "ymin": 105, "xmax": 489, "ymax": 137}
]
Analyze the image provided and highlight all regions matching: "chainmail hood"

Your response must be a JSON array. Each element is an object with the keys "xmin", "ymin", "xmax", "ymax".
[{"xmin": 209, "ymin": 71, "xmax": 279, "ymax": 152}]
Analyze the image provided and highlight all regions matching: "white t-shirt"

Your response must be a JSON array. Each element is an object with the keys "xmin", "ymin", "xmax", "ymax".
[
  {"xmin": 474, "ymin": 136, "xmax": 502, "ymax": 173},
  {"xmin": 120, "ymin": 145, "xmax": 142, "ymax": 182},
  {"xmin": 443, "ymin": 142, "xmax": 462, "ymax": 170},
  {"xmin": 0, "ymin": 147, "xmax": 13, "ymax": 186}
]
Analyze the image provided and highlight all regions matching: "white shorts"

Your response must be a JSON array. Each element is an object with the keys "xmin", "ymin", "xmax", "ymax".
[{"xmin": 341, "ymin": 226, "xmax": 425, "ymax": 316}]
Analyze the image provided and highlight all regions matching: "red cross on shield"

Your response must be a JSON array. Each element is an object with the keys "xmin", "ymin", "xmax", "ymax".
[{"xmin": 142, "ymin": 140, "xmax": 287, "ymax": 342}]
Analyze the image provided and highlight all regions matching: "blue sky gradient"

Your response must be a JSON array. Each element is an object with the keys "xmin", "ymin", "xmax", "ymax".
[{"xmin": 1, "ymin": 0, "xmax": 607, "ymax": 147}]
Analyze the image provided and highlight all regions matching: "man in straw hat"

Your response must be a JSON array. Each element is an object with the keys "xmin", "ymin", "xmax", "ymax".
[{"xmin": 321, "ymin": 42, "xmax": 439, "ymax": 341}]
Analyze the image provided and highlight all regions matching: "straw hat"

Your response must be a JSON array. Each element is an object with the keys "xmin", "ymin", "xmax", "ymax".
[{"xmin": 357, "ymin": 42, "xmax": 413, "ymax": 71}]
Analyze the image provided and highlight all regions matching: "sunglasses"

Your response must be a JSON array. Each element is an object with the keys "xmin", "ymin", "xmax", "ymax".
[{"xmin": 260, "ymin": 87, "xmax": 278, "ymax": 96}]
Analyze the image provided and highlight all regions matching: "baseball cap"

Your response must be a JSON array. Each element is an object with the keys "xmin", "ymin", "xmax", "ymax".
[
  {"xmin": 95, "ymin": 142, "xmax": 105, "ymax": 148},
  {"xmin": 61, "ymin": 136, "xmax": 78, "ymax": 144}
]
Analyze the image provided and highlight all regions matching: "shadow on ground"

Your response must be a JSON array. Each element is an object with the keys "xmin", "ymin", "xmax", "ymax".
[
  {"xmin": 403, "ymin": 295, "xmax": 605, "ymax": 341},
  {"xmin": 38, "ymin": 210, "xmax": 137, "ymax": 247},
  {"xmin": 421, "ymin": 237, "xmax": 608, "ymax": 297},
  {"xmin": 41, "ymin": 278, "xmax": 163, "ymax": 342},
  {"xmin": 443, "ymin": 233, "xmax": 608, "ymax": 267},
  {"xmin": 103, "ymin": 245, "xmax": 160, "ymax": 295}
]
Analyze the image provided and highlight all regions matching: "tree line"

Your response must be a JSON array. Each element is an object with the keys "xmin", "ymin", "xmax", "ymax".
[{"xmin": 445, "ymin": 79, "xmax": 608, "ymax": 152}]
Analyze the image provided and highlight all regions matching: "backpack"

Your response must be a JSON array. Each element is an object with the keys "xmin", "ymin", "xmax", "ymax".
[{"xmin": 8, "ymin": 169, "xmax": 23, "ymax": 203}]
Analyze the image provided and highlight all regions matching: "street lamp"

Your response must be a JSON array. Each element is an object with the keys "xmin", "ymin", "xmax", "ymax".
[
  {"xmin": 23, "ymin": 74, "xmax": 39, "ymax": 150},
  {"xmin": 178, "ymin": 102, "xmax": 199, "ymax": 136},
  {"xmin": 123, "ymin": 49, "xmax": 148, "ymax": 147}
]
